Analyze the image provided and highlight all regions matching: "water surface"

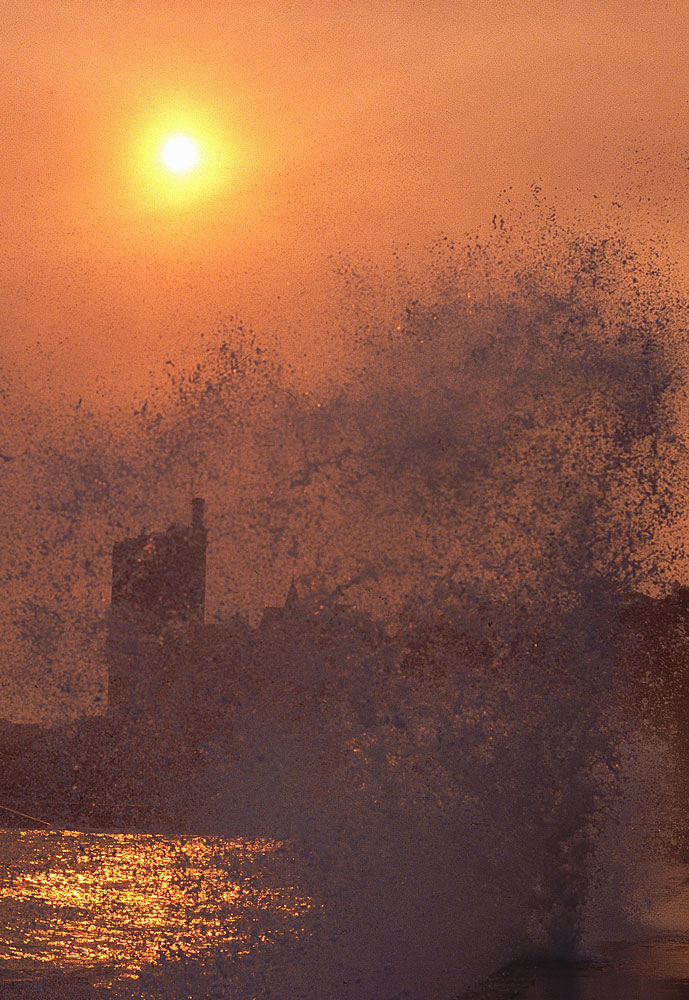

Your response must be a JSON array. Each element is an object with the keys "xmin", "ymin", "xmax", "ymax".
[
  {"xmin": 0, "ymin": 828, "xmax": 312, "ymax": 990},
  {"xmin": 4, "ymin": 829, "xmax": 689, "ymax": 1000}
]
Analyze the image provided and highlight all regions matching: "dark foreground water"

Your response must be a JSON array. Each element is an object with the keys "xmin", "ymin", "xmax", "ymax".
[
  {"xmin": 1, "ymin": 828, "xmax": 689, "ymax": 999},
  {"xmin": 466, "ymin": 864, "xmax": 689, "ymax": 1000},
  {"xmin": 466, "ymin": 942, "xmax": 689, "ymax": 1000}
]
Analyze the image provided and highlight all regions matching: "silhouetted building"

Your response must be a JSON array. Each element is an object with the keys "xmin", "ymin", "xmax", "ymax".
[
  {"xmin": 104, "ymin": 498, "xmax": 374, "ymax": 732},
  {"xmin": 111, "ymin": 497, "xmax": 207, "ymax": 629},
  {"xmin": 260, "ymin": 577, "xmax": 301, "ymax": 631},
  {"xmin": 107, "ymin": 499, "xmax": 208, "ymax": 718}
]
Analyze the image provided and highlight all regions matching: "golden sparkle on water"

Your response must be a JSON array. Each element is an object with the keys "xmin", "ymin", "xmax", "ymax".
[{"xmin": 0, "ymin": 830, "xmax": 313, "ymax": 984}]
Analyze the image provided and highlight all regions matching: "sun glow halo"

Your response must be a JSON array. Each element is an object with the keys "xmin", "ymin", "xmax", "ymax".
[
  {"xmin": 160, "ymin": 134, "xmax": 200, "ymax": 174},
  {"xmin": 126, "ymin": 98, "xmax": 251, "ymax": 215}
]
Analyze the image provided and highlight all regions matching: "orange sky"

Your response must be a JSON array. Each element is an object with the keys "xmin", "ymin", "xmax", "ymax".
[
  {"xmin": 4, "ymin": 1, "xmax": 689, "ymax": 721},
  {"xmin": 3, "ymin": 0, "xmax": 689, "ymax": 403}
]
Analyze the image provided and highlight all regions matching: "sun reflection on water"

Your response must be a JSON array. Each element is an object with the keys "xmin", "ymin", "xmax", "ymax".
[{"xmin": 0, "ymin": 829, "xmax": 312, "ymax": 983}]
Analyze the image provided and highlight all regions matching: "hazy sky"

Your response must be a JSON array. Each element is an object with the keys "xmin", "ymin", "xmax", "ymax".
[
  {"xmin": 3, "ymin": 0, "xmax": 689, "ymax": 401},
  {"xmin": 3, "ymin": 1, "xmax": 689, "ymax": 721}
]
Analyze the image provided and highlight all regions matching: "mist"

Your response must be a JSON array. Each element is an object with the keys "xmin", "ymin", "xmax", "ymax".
[{"xmin": 2, "ymin": 220, "xmax": 687, "ymax": 723}]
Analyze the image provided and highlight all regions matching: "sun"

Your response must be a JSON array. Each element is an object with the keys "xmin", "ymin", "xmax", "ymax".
[
  {"xmin": 160, "ymin": 134, "xmax": 200, "ymax": 174},
  {"xmin": 124, "ymin": 95, "xmax": 254, "ymax": 215}
]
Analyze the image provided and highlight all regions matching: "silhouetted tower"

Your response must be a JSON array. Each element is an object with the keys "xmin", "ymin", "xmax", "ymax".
[
  {"xmin": 107, "ymin": 499, "xmax": 208, "ymax": 716},
  {"xmin": 111, "ymin": 498, "xmax": 207, "ymax": 628}
]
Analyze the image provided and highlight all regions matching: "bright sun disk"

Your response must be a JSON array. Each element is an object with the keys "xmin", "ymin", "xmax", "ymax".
[{"xmin": 160, "ymin": 134, "xmax": 200, "ymax": 174}]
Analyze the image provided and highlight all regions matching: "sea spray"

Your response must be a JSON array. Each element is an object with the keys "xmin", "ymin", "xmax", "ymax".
[
  {"xmin": 128, "ymin": 583, "xmax": 658, "ymax": 999},
  {"xmin": 10, "ymin": 224, "xmax": 689, "ymax": 998}
]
